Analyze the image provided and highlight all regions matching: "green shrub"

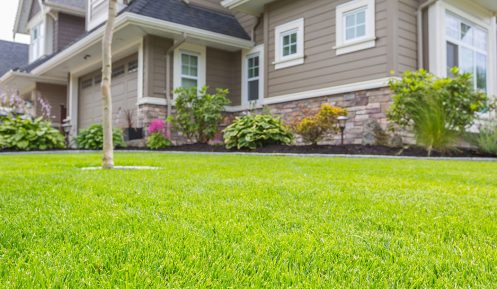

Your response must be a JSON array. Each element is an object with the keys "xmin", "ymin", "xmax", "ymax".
[
  {"xmin": 76, "ymin": 124, "xmax": 126, "ymax": 150},
  {"xmin": 0, "ymin": 116, "xmax": 65, "ymax": 151},
  {"xmin": 293, "ymin": 104, "xmax": 347, "ymax": 145},
  {"xmin": 388, "ymin": 69, "xmax": 490, "ymax": 155},
  {"xmin": 147, "ymin": 132, "xmax": 172, "ymax": 150},
  {"xmin": 170, "ymin": 86, "xmax": 230, "ymax": 144},
  {"xmin": 470, "ymin": 126, "xmax": 497, "ymax": 156},
  {"xmin": 223, "ymin": 114, "xmax": 294, "ymax": 150}
]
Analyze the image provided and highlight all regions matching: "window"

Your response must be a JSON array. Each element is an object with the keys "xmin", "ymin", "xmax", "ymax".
[
  {"xmin": 181, "ymin": 53, "xmax": 199, "ymax": 89},
  {"xmin": 81, "ymin": 78, "xmax": 93, "ymax": 89},
  {"xmin": 242, "ymin": 45, "xmax": 264, "ymax": 105},
  {"xmin": 111, "ymin": 65, "xmax": 125, "ymax": 78},
  {"xmin": 128, "ymin": 60, "xmax": 138, "ymax": 73},
  {"xmin": 94, "ymin": 74, "xmax": 102, "ymax": 85},
  {"xmin": 445, "ymin": 12, "xmax": 488, "ymax": 91},
  {"xmin": 247, "ymin": 54, "xmax": 260, "ymax": 101},
  {"xmin": 335, "ymin": 0, "xmax": 375, "ymax": 55},
  {"xmin": 30, "ymin": 22, "xmax": 44, "ymax": 61},
  {"xmin": 174, "ymin": 43, "xmax": 206, "ymax": 93},
  {"xmin": 274, "ymin": 18, "xmax": 304, "ymax": 70}
]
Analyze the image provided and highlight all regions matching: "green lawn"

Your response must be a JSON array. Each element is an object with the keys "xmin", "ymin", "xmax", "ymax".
[{"xmin": 0, "ymin": 153, "xmax": 496, "ymax": 288}]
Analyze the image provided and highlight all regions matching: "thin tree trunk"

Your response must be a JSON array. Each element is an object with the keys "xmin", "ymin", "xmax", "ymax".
[{"xmin": 102, "ymin": 0, "xmax": 117, "ymax": 169}]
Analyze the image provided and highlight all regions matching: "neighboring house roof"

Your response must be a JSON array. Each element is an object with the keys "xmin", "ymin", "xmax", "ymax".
[
  {"xmin": 15, "ymin": 0, "xmax": 250, "ymax": 73},
  {"xmin": 126, "ymin": 0, "xmax": 250, "ymax": 40},
  {"xmin": 0, "ymin": 40, "xmax": 29, "ymax": 76}
]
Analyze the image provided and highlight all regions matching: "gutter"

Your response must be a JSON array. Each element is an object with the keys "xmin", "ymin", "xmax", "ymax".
[
  {"xmin": 417, "ymin": 0, "xmax": 439, "ymax": 69},
  {"xmin": 31, "ymin": 12, "xmax": 253, "ymax": 76}
]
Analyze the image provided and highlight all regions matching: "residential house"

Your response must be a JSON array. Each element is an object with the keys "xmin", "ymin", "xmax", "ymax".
[{"xmin": 1, "ymin": 0, "xmax": 496, "ymax": 144}]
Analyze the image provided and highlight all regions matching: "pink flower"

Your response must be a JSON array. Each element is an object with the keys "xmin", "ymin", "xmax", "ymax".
[{"xmin": 148, "ymin": 118, "xmax": 166, "ymax": 135}]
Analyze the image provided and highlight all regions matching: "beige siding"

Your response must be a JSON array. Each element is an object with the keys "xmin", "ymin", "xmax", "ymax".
[
  {"xmin": 34, "ymin": 83, "xmax": 67, "ymax": 125},
  {"xmin": 206, "ymin": 48, "xmax": 242, "ymax": 106},
  {"xmin": 54, "ymin": 13, "xmax": 86, "ymax": 51},
  {"xmin": 235, "ymin": 12, "xmax": 264, "ymax": 44},
  {"xmin": 28, "ymin": 0, "xmax": 41, "ymax": 21},
  {"xmin": 265, "ymin": 0, "xmax": 390, "ymax": 98},
  {"xmin": 143, "ymin": 35, "xmax": 173, "ymax": 99},
  {"xmin": 397, "ymin": 0, "xmax": 419, "ymax": 73}
]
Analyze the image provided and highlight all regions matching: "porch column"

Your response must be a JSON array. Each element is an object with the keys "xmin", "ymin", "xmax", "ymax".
[{"xmin": 68, "ymin": 73, "xmax": 79, "ymax": 141}]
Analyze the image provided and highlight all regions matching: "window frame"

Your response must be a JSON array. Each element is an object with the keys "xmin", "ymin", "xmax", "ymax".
[
  {"xmin": 173, "ymin": 43, "xmax": 206, "ymax": 96},
  {"xmin": 445, "ymin": 12, "xmax": 488, "ymax": 92},
  {"xmin": 274, "ymin": 18, "xmax": 304, "ymax": 70},
  {"xmin": 334, "ymin": 0, "xmax": 375, "ymax": 55},
  {"xmin": 30, "ymin": 21, "xmax": 45, "ymax": 62},
  {"xmin": 242, "ymin": 44, "xmax": 265, "ymax": 106},
  {"xmin": 180, "ymin": 52, "xmax": 200, "ymax": 89}
]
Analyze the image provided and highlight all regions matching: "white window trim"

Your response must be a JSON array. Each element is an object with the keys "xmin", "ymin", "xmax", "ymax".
[
  {"xmin": 334, "ymin": 0, "xmax": 375, "ymax": 55},
  {"xmin": 173, "ymin": 43, "xmax": 206, "ymax": 94},
  {"xmin": 242, "ymin": 44, "xmax": 264, "ymax": 106},
  {"xmin": 273, "ymin": 18, "xmax": 304, "ymax": 70},
  {"xmin": 29, "ymin": 20, "xmax": 45, "ymax": 62},
  {"xmin": 427, "ymin": 1, "xmax": 497, "ymax": 98}
]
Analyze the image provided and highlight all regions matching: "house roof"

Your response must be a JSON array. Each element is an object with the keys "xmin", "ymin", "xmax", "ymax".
[
  {"xmin": 126, "ymin": 0, "xmax": 250, "ymax": 40},
  {"xmin": 0, "ymin": 40, "xmax": 29, "ymax": 76},
  {"xmin": 15, "ymin": 0, "xmax": 250, "ymax": 74}
]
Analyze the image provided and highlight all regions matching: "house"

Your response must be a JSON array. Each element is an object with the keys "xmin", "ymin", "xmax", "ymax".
[{"xmin": 1, "ymin": 0, "xmax": 496, "ymax": 144}]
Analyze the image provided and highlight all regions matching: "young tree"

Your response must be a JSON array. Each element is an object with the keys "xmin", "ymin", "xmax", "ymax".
[{"xmin": 101, "ymin": 0, "xmax": 117, "ymax": 169}]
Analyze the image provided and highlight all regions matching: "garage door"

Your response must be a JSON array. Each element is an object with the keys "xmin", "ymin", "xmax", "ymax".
[{"xmin": 78, "ymin": 54, "xmax": 139, "ymax": 130}]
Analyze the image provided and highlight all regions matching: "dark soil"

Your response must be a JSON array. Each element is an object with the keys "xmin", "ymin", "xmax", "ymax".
[
  {"xmin": 123, "ymin": 144, "xmax": 495, "ymax": 158},
  {"xmin": 1, "ymin": 144, "xmax": 494, "ymax": 158}
]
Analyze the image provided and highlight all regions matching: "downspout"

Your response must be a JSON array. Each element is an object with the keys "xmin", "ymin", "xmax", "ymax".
[
  {"xmin": 164, "ymin": 33, "xmax": 187, "ymax": 139},
  {"xmin": 417, "ymin": 0, "xmax": 439, "ymax": 69},
  {"xmin": 252, "ymin": 15, "xmax": 262, "ymax": 43}
]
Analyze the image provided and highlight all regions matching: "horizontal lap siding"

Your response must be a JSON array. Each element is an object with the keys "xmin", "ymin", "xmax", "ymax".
[
  {"xmin": 266, "ymin": 0, "xmax": 390, "ymax": 98},
  {"xmin": 397, "ymin": 0, "xmax": 419, "ymax": 72},
  {"xmin": 55, "ymin": 14, "xmax": 86, "ymax": 51},
  {"xmin": 235, "ymin": 12, "xmax": 265, "ymax": 45},
  {"xmin": 206, "ymin": 48, "xmax": 242, "ymax": 106},
  {"xmin": 143, "ymin": 36, "xmax": 173, "ymax": 99}
]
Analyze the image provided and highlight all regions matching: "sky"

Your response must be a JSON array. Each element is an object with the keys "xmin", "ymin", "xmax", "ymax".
[{"xmin": 0, "ymin": 0, "xmax": 30, "ymax": 44}]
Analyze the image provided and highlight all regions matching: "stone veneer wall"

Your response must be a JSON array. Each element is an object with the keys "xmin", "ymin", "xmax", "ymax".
[
  {"xmin": 137, "ymin": 87, "xmax": 402, "ymax": 146},
  {"xmin": 266, "ymin": 87, "xmax": 395, "ymax": 145}
]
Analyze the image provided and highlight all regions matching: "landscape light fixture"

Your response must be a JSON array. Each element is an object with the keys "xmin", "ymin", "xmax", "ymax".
[{"xmin": 337, "ymin": 116, "xmax": 348, "ymax": 145}]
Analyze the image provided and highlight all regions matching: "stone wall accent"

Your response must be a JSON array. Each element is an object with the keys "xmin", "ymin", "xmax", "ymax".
[{"xmin": 266, "ymin": 87, "xmax": 395, "ymax": 145}]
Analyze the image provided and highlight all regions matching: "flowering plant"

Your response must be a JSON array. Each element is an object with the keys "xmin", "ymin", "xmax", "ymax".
[{"xmin": 147, "ymin": 118, "xmax": 166, "ymax": 135}]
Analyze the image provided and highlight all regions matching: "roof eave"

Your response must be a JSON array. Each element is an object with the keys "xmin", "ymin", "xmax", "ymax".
[
  {"xmin": 30, "ymin": 12, "xmax": 254, "ymax": 76},
  {"xmin": 221, "ymin": 0, "xmax": 275, "ymax": 15}
]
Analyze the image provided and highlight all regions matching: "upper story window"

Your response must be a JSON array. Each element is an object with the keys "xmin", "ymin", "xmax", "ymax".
[
  {"xmin": 335, "ymin": 0, "xmax": 375, "ymax": 55},
  {"xmin": 30, "ymin": 22, "xmax": 44, "ymax": 61},
  {"xmin": 181, "ymin": 53, "xmax": 199, "ymax": 89},
  {"xmin": 274, "ymin": 18, "xmax": 304, "ymax": 70},
  {"xmin": 445, "ymin": 12, "xmax": 488, "ymax": 92}
]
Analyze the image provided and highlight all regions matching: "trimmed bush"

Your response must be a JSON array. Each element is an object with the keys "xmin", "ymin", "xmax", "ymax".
[
  {"xmin": 0, "ymin": 116, "xmax": 65, "ymax": 151},
  {"xmin": 223, "ymin": 114, "xmax": 293, "ymax": 150},
  {"xmin": 293, "ymin": 104, "xmax": 347, "ymax": 145},
  {"xmin": 76, "ymin": 124, "xmax": 126, "ymax": 150},
  {"xmin": 388, "ymin": 69, "xmax": 490, "ymax": 155},
  {"xmin": 170, "ymin": 86, "xmax": 230, "ymax": 144}
]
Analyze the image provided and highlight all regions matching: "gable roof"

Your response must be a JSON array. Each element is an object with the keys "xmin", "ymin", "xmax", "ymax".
[
  {"xmin": 126, "ymin": 0, "xmax": 250, "ymax": 40},
  {"xmin": 0, "ymin": 40, "xmax": 29, "ymax": 76}
]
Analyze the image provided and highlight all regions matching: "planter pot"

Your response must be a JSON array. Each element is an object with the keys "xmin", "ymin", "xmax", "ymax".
[{"xmin": 123, "ymin": 128, "xmax": 144, "ymax": 141}]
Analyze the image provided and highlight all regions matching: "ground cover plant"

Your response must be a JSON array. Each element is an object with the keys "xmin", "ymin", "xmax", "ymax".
[
  {"xmin": 0, "ymin": 153, "xmax": 496, "ymax": 288},
  {"xmin": 0, "ymin": 116, "xmax": 65, "ymax": 151},
  {"xmin": 76, "ymin": 124, "xmax": 126, "ymax": 149}
]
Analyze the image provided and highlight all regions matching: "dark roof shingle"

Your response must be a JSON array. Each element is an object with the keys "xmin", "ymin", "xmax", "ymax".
[{"xmin": 0, "ymin": 40, "xmax": 29, "ymax": 76}]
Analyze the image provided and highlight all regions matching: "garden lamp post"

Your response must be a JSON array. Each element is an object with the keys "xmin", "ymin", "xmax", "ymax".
[
  {"xmin": 62, "ymin": 118, "xmax": 72, "ymax": 148},
  {"xmin": 337, "ymin": 116, "xmax": 348, "ymax": 145}
]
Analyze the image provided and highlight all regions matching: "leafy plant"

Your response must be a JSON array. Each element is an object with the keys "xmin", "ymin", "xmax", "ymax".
[
  {"xmin": 293, "ymin": 104, "xmax": 347, "ymax": 145},
  {"xmin": 469, "ymin": 125, "xmax": 497, "ymax": 156},
  {"xmin": 147, "ymin": 132, "xmax": 172, "ymax": 150},
  {"xmin": 0, "ymin": 116, "xmax": 65, "ymax": 151},
  {"xmin": 223, "ymin": 114, "xmax": 294, "ymax": 150},
  {"xmin": 76, "ymin": 124, "xmax": 126, "ymax": 150},
  {"xmin": 388, "ymin": 69, "xmax": 490, "ymax": 155},
  {"xmin": 170, "ymin": 86, "xmax": 230, "ymax": 144}
]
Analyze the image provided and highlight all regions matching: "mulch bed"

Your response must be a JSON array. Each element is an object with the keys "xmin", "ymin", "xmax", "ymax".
[
  {"xmin": 1, "ymin": 144, "xmax": 494, "ymax": 158},
  {"xmin": 123, "ymin": 144, "xmax": 495, "ymax": 158}
]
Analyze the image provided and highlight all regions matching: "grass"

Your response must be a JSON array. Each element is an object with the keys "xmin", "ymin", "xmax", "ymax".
[{"xmin": 0, "ymin": 153, "xmax": 497, "ymax": 288}]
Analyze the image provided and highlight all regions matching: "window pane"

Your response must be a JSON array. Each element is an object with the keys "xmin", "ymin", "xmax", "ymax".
[
  {"xmin": 290, "ymin": 33, "xmax": 297, "ymax": 44},
  {"xmin": 446, "ymin": 42, "xmax": 459, "ymax": 76},
  {"xmin": 476, "ymin": 53, "xmax": 487, "ymax": 91},
  {"xmin": 283, "ymin": 35, "xmax": 290, "ymax": 46},
  {"xmin": 182, "ymin": 65, "xmax": 189, "ymax": 75},
  {"xmin": 356, "ymin": 24, "xmax": 366, "ymax": 37},
  {"xmin": 182, "ymin": 54, "xmax": 189, "ymax": 65},
  {"xmin": 182, "ymin": 78, "xmax": 197, "ymax": 89},
  {"xmin": 283, "ymin": 46, "xmax": 290, "ymax": 56},
  {"xmin": 248, "ymin": 80, "xmax": 259, "ymax": 101},
  {"xmin": 345, "ymin": 14, "xmax": 355, "ymax": 27},
  {"xmin": 346, "ymin": 27, "xmax": 355, "ymax": 40},
  {"xmin": 356, "ymin": 11, "xmax": 366, "ymax": 25},
  {"xmin": 460, "ymin": 47, "xmax": 474, "ymax": 74},
  {"xmin": 474, "ymin": 28, "xmax": 487, "ymax": 51},
  {"xmin": 446, "ymin": 14, "xmax": 459, "ymax": 40},
  {"xmin": 461, "ymin": 22, "xmax": 473, "ymax": 45}
]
